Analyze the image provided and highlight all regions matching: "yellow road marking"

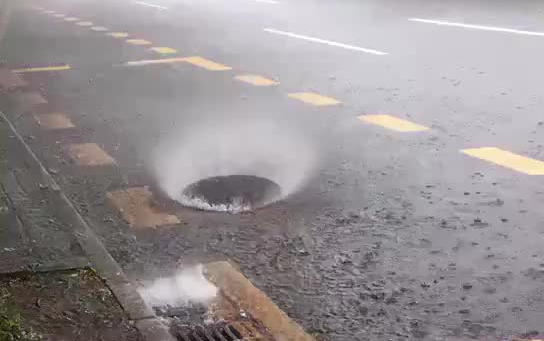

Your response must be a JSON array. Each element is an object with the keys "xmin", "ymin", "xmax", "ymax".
[
  {"xmin": 76, "ymin": 21, "xmax": 93, "ymax": 26},
  {"xmin": 107, "ymin": 32, "xmax": 129, "ymax": 38},
  {"xmin": 125, "ymin": 57, "xmax": 187, "ymax": 66},
  {"xmin": 235, "ymin": 74, "xmax": 278, "ymax": 86},
  {"xmin": 13, "ymin": 65, "xmax": 71, "ymax": 73},
  {"xmin": 107, "ymin": 187, "xmax": 180, "ymax": 228},
  {"xmin": 53, "ymin": 13, "xmax": 65, "ymax": 18},
  {"xmin": 287, "ymin": 92, "xmax": 340, "ymax": 106},
  {"xmin": 66, "ymin": 143, "xmax": 116, "ymax": 166},
  {"xmin": 150, "ymin": 47, "xmax": 178, "ymax": 54},
  {"xmin": 358, "ymin": 114, "xmax": 430, "ymax": 132},
  {"xmin": 126, "ymin": 38, "xmax": 152, "ymax": 45},
  {"xmin": 64, "ymin": 17, "xmax": 79, "ymax": 21},
  {"xmin": 90, "ymin": 26, "xmax": 108, "ymax": 32},
  {"xmin": 181, "ymin": 56, "xmax": 232, "ymax": 71},
  {"xmin": 206, "ymin": 262, "xmax": 315, "ymax": 341},
  {"xmin": 461, "ymin": 147, "xmax": 544, "ymax": 175},
  {"xmin": 34, "ymin": 113, "xmax": 75, "ymax": 130}
]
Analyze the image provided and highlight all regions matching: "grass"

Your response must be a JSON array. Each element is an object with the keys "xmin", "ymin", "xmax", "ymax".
[{"xmin": 0, "ymin": 288, "xmax": 41, "ymax": 341}]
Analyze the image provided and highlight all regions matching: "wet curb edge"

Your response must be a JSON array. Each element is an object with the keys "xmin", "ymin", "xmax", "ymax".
[{"xmin": 0, "ymin": 110, "xmax": 175, "ymax": 341}]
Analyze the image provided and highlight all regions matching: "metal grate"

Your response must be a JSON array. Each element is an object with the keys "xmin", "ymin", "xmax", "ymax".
[{"xmin": 175, "ymin": 324, "xmax": 244, "ymax": 341}]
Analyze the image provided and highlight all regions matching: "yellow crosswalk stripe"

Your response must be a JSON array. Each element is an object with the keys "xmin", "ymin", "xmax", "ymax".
[
  {"xmin": 287, "ymin": 92, "xmax": 340, "ymax": 106},
  {"xmin": 107, "ymin": 187, "xmax": 180, "ymax": 228},
  {"xmin": 461, "ymin": 147, "xmax": 544, "ymax": 175},
  {"xmin": 125, "ymin": 57, "xmax": 187, "ymax": 66},
  {"xmin": 34, "ymin": 113, "xmax": 75, "ymax": 130},
  {"xmin": 126, "ymin": 39, "xmax": 152, "ymax": 45},
  {"xmin": 150, "ymin": 47, "xmax": 178, "ymax": 54},
  {"xmin": 90, "ymin": 26, "xmax": 109, "ymax": 32},
  {"xmin": 106, "ymin": 32, "xmax": 128, "ymax": 38},
  {"xmin": 181, "ymin": 56, "xmax": 231, "ymax": 71},
  {"xmin": 12, "ymin": 65, "xmax": 71, "ymax": 73},
  {"xmin": 358, "ymin": 114, "xmax": 429, "ymax": 132},
  {"xmin": 66, "ymin": 143, "xmax": 116, "ymax": 166},
  {"xmin": 107, "ymin": 32, "xmax": 129, "ymax": 38},
  {"xmin": 235, "ymin": 74, "xmax": 279, "ymax": 86}
]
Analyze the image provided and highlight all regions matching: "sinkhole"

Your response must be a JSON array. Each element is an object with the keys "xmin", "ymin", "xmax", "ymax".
[{"xmin": 180, "ymin": 175, "xmax": 282, "ymax": 213}]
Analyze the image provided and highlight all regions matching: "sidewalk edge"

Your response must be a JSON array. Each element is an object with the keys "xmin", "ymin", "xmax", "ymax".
[{"xmin": 0, "ymin": 111, "xmax": 175, "ymax": 341}]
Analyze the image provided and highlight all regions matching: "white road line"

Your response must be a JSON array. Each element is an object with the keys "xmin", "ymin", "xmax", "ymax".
[
  {"xmin": 134, "ymin": 1, "xmax": 168, "ymax": 10},
  {"xmin": 263, "ymin": 28, "xmax": 388, "ymax": 55},
  {"xmin": 253, "ymin": 0, "xmax": 279, "ymax": 4},
  {"xmin": 409, "ymin": 18, "xmax": 544, "ymax": 37}
]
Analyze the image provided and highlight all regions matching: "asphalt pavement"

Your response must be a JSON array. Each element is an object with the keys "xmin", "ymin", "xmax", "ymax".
[{"xmin": 1, "ymin": 0, "xmax": 544, "ymax": 340}]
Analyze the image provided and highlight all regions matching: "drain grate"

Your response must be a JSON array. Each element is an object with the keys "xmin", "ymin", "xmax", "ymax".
[{"xmin": 175, "ymin": 324, "xmax": 244, "ymax": 341}]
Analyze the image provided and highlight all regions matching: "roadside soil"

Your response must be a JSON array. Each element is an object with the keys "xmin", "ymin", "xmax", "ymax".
[{"xmin": 0, "ymin": 269, "xmax": 144, "ymax": 341}]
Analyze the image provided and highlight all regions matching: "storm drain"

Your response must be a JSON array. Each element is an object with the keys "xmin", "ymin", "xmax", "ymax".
[
  {"xmin": 181, "ymin": 175, "xmax": 282, "ymax": 212},
  {"xmin": 174, "ymin": 323, "xmax": 243, "ymax": 341}
]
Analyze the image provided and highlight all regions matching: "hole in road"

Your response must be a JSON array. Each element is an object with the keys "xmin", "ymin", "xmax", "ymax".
[{"xmin": 181, "ymin": 175, "xmax": 282, "ymax": 213}]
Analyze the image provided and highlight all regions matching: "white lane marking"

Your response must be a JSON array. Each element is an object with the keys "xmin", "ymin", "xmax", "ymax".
[
  {"xmin": 253, "ymin": 0, "xmax": 279, "ymax": 4},
  {"xmin": 263, "ymin": 28, "xmax": 388, "ymax": 55},
  {"xmin": 409, "ymin": 18, "xmax": 544, "ymax": 37},
  {"xmin": 134, "ymin": 1, "xmax": 168, "ymax": 10}
]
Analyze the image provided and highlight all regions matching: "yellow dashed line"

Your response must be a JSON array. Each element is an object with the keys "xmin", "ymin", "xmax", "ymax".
[
  {"xmin": 461, "ymin": 147, "xmax": 544, "ymax": 175},
  {"xmin": 107, "ymin": 32, "xmax": 129, "ymax": 38},
  {"xmin": 125, "ymin": 57, "xmax": 187, "ymax": 66},
  {"xmin": 107, "ymin": 187, "xmax": 180, "ymax": 228},
  {"xmin": 287, "ymin": 92, "xmax": 340, "ymax": 106},
  {"xmin": 181, "ymin": 56, "xmax": 232, "ymax": 71},
  {"xmin": 66, "ymin": 143, "xmax": 117, "ymax": 166},
  {"xmin": 358, "ymin": 114, "xmax": 430, "ymax": 132},
  {"xmin": 90, "ymin": 26, "xmax": 109, "ymax": 32},
  {"xmin": 235, "ymin": 74, "xmax": 279, "ymax": 86},
  {"xmin": 34, "ymin": 113, "xmax": 75, "ymax": 130},
  {"xmin": 64, "ymin": 17, "xmax": 79, "ymax": 22},
  {"xmin": 13, "ymin": 65, "xmax": 71, "ymax": 73},
  {"xmin": 76, "ymin": 21, "xmax": 93, "ymax": 27},
  {"xmin": 126, "ymin": 39, "xmax": 152, "ymax": 45},
  {"xmin": 150, "ymin": 47, "xmax": 178, "ymax": 54}
]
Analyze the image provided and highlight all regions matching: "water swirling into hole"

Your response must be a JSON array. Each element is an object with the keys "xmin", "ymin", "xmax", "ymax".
[{"xmin": 151, "ymin": 119, "xmax": 315, "ymax": 212}]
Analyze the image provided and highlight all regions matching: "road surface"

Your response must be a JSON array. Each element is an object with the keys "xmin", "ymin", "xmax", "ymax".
[{"xmin": 1, "ymin": 0, "xmax": 543, "ymax": 340}]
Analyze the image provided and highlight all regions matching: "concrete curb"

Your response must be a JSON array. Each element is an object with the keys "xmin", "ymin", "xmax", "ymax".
[
  {"xmin": 206, "ymin": 261, "xmax": 315, "ymax": 341},
  {"xmin": 0, "ymin": 111, "xmax": 175, "ymax": 341}
]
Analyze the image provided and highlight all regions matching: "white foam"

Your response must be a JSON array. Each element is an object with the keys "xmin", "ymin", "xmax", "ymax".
[
  {"xmin": 138, "ymin": 265, "xmax": 217, "ymax": 307},
  {"xmin": 178, "ymin": 195, "xmax": 252, "ymax": 213}
]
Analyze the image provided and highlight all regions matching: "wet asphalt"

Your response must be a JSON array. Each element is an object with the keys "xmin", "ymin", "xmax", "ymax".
[{"xmin": 1, "ymin": 0, "xmax": 544, "ymax": 340}]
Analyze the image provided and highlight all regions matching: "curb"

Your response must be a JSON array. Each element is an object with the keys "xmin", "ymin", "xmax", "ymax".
[
  {"xmin": 0, "ymin": 110, "xmax": 175, "ymax": 341},
  {"xmin": 206, "ymin": 261, "xmax": 315, "ymax": 341}
]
